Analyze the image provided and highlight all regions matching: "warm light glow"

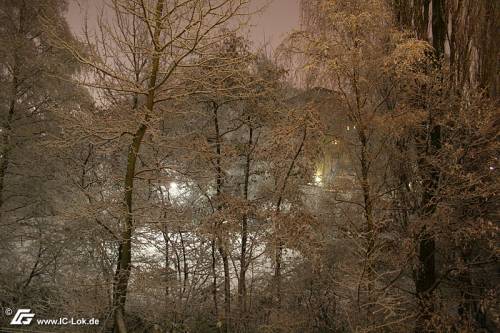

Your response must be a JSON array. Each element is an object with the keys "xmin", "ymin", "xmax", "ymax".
[
  {"xmin": 169, "ymin": 182, "xmax": 180, "ymax": 197},
  {"xmin": 314, "ymin": 169, "xmax": 323, "ymax": 186}
]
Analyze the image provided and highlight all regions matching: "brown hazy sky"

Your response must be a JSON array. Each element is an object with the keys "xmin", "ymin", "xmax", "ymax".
[{"xmin": 66, "ymin": 0, "xmax": 300, "ymax": 51}]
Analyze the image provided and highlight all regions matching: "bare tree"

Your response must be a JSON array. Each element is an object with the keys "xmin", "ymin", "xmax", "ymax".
[{"xmin": 51, "ymin": 0, "xmax": 248, "ymax": 331}]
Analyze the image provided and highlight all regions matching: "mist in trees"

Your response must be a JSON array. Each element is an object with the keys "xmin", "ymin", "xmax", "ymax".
[{"xmin": 0, "ymin": 0, "xmax": 497, "ymax": 332}]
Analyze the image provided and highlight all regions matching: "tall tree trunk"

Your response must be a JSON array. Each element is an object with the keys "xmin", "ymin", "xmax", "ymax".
[
  {"xmin": 212, "ymin": 103, "xmax": 230, "ymax": 333},
  {"xmin": 112, "ymin": 1, "xmax": 165, "ymax": 332},
  {"xmin": 415, "ymin": 1, "xmax": 445, "ymax": 331},
  {"xmin": 357, "ymin": 127, "xmax": 376, "ymax": 321},
  {"xmin": 238, "ymin": 125, "xmax": 253, "ymax": 332},
  {"xmin": 112, "ymin": 123, "xmax": 146, "ymax": 333}
]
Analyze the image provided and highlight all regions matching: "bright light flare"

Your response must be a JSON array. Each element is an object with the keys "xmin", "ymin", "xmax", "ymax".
[{"xmin": 169, "ymin": 182, "xmax": 180, "ymax": 197}]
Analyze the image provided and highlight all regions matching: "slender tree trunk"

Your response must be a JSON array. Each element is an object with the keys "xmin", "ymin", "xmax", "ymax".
[
  {"xmin": 357, "ymin": 128, "xmax": 376, "ymax": 320},
  {"xmin": 162, "ymin": 220, "xmax": 170, "ymax": 296},
  {"xmin": 238, "ymin": 216, "xmax": 248, "ymax": 328},
  {"xmin": 111, "ymin": 2, "xmax": 165, "ymax": 332},
  {"xmin": 180, "ymin": 230, "xmax": 188, "ymax": 296},
  {"xmin": 112, "ymin": 123, "xmax": 146, "ymax": 333},
  {"xmin": 274, "ymin": 244, "xmax": 283, "ymax": 307},
  {"xmin": 238, "ymin": 125, "xmax": 253, "ymax": 332},
  {"xmin": 212, "ymin": 102, "xmax": 230, "ymax": 333},
  {"xmin": 172, "ymin": 237, "xmax": 182, "ymax": 310},
  {"xmin": 211, "ymin": 239, "xmax": 220, "ymax": 330},
  {"xmin": 219, "ymin": 243, "xmax": 231, "ymax": 333}
]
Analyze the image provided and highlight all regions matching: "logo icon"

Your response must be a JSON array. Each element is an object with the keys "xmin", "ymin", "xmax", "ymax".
[{"xmin": 10, "ymin": 309, "xmax": 35, "ymax": 325}]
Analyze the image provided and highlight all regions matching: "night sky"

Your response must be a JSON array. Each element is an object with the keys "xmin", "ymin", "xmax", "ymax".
[{"xmin": 66, "ymin": 0, "xmax": 300, "ymax": 51}]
